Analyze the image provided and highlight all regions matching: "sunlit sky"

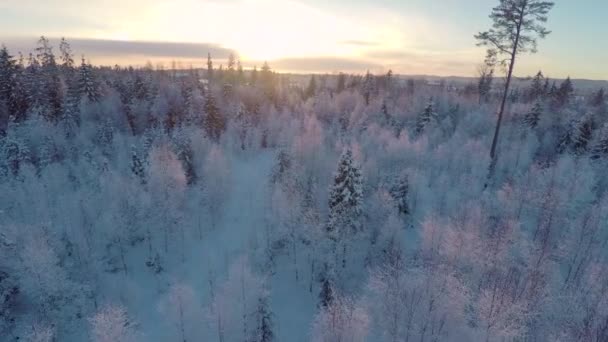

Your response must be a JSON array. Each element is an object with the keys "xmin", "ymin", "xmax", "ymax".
[{"xmin": 1, "ymin": 0, "xmax": 607, "ymax": 79}]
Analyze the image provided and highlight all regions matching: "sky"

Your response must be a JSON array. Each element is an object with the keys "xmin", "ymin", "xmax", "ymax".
[{"xmin": 0, "ymin": 0, "xmax": 606, "ymax": 79}]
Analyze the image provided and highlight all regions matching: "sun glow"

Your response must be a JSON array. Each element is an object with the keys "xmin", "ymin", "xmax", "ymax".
[{"xmin": 109, "ymin": 0, "xmax": 399, "ymax": 62}]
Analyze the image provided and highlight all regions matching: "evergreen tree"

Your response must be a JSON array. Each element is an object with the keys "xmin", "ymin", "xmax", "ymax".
[
  {"xmin": 556, "ymin": 77, "xmax": 574, "ymax": 108},
  {"xmin": 174, "ymin": 134, "xmax": 197, "ymax": 185},
  {"xmin": 528, "ymin": 71, "xmax": 545, "ymax": 101},
  {"xmin": 260, "ymin": 62, "xmax": 274, "ymax": 96},
  {"xmin": 318, "ymin": 263, "xmax": 335, "ymax": 309},
  {"xmin": 0, "ymin": 46, "xmax": 15, "ymax": 102},
  {"xmin": 415, "ymin": 98, "xmax": 438, "ymax": 135},
  {"xmin": 336, "ymin": 73, "xmax": 346, "ymax": 94},
  {"xmin": 591, "ymin": 88, "xmax": 607, "ymax": 119},
  {"xmin": 590, "ymin": 88, "xmax": 605, "ymax": 108},
  {"xmin": 203, "ymin": 92, "xmax": 225, "ymax": 142},
  {"xmin": 591, "ymin": 123, "xmax": 608, "ymax": 159},
  {"xmin": 207, "ymin": 53, "xmax": 213, "ymax": 81},
  {"xmin": 8, "ymin": 59, "xmax": 28, "ymax": 122},
  {"xmin": 131, "ymin": 73, "xmax": 148, "ymax": 101},
  {"xmin": 226, "ymin": 53, "xmax": 236, "ymax": 85},
  {"xmin": 362, "ymin": 70, "xmax": 374, "ymax": 106},
  {"xmin": 327, "ymin": 149, "xmax": 363, "ymax": 238},
  {"xmin": 131, "ymin": 145, "xmax": 146, "ymax": 184},
  {"xmin": 59, "ymin": 37, "xmax": 75, "ymax": 71},
  {"xmin": 78, "ymin": 57, "xmax": 100, "ymax": 103},
  {"xmin": 0, "ymin": 46, "xmax": 17, "ymax": 126},
  {"xmin": 477, "ymin": 65, "xmax": 494, "ymax": 104},
  {"xmin": 524, "ymin": 100, "xmax": 543, "ymax": 129},
  {"xmin": 24, "ymin": 53, "xmax": 42, "ymax": 108},
  {"xmin": 543, "ymin": 77, "xmax": 550, "ymax": 95},
  {"xmin": 572, "ymin": 115, "xmax": 593, "ymax": 155},
  {"xmin": 35, "ymin": 36, "xmax": 62, "ymax": 121},
  {"xmin": 305, "ymin": 75, "xmax": 317, "ymax": 100},
  {"xmin": 389, "ymin": 174, "xmax": 409, "ymax": 216},
  {"xmin": 254, "ymin": 293, "xmax": 274, "ymax": 342}
]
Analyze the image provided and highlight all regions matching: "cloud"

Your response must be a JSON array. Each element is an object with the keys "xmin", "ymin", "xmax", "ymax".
[
  {"xmin": 268, "ymin": 57, "xmax": 382, "ymax": 73},
  {"xmin": 1, "ymin": 37, "xmax": 235, "ymax": 63}
]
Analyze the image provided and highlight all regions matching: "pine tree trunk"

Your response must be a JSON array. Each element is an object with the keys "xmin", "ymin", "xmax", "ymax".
[{"xmin": 487, "ymin": 10, "xmax": 524, "ymax": 182}]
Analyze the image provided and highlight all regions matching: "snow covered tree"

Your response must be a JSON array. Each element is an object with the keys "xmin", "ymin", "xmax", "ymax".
[
  {"xmin": 130, "ymin": 144, "xmax": 146, "ymax": 184},
  {"xmin": 0, "ymin": 46, "xmax": 15, "ymax": 105},
  {"xmin": 524, "ymin": 100, "xmax": 543, "ymax": 129},
  {"xmin": 592, "ymin": 123, "xmax": 608, "ymax": 159},
  {"xmin": 203, "ymin": 92, "xmax": 225, "ymax": 142},
  {"xmin": 35, "ymin": 36, "xmax": 62, "ymax": 121},
  {"xmin": 78, "ymin": 57, "xmax": 100, "ymax": 103},
  {"xmin": 207, "ymin": 53, "xmax": 214, "ymax": 81},
  {"xmin": 572, "ymin": 115, "xmax": 593, "ymax": 155},
  {"xmin": 336, "ymin": 73, "xmax": 346, "ymax": 94},
  {"xmin": 415, "ymin": 98, "xmax": 438, "ymax": 135},
  {"xmin": 327, "ymin": 149, "xmax": 363, "ymax": 269},
  {"xmin": 528, "ymin": 70, "xmax": 545, "ymax": 101},
  {"xmin": 318, "ymin": 267, "xmax": 335, "ymax": 308},
  {"xmin": 305, "ymin": 75, "xmax": 317, "ymax": 100},
  {"xmin": 477, "ymin": 64, "xmax": 494, "ymax": 104},
  {"xmin": 591, "ymin": 88, "xmax": 606, "ymax": 107},
  {"xmin": 89, "ymin": 304, "xmax": 138, "ymax": 342},
  {"xmin": 59, "ymin": 37, "xmax": 75, "ymax": 71},
  {"xmin": 389, "ymin": 174, "xmax": 410, "ymax": 216},
  {"xmin": 555, "ymin": 76, "xmax": 574, "ymax": 108},
  {"xmin": 328, "ymin": 149, "xmax": 363, "ymax": 238},
  {"xmin": 252, "ymin": 292, "xmax": 274, "ymax": 342},
  {"xmin": 362, "ymin": 70, "xmax": 374, "ymax": 106}
]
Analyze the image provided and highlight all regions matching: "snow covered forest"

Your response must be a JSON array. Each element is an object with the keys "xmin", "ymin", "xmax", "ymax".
[{"xmin": 1, "ymin": 36, "xmax": 608, "ymax": 342}]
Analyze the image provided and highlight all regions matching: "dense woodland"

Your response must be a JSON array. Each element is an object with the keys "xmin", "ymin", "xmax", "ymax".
[{"xmin": 1, "ymin": 36, "xmax": 608, "ymax": 341}]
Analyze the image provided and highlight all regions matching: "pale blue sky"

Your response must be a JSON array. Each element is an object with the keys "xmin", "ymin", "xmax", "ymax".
[{"xmin": 1, "ymin": 0, "xmax": 606, "ymax": 79}]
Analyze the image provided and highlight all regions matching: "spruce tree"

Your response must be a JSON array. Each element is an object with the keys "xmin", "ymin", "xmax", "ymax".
[
  {"xmin": 390, "ymin": 174, "xmax": 410, "ymax": 216},
  {"xmin": 305, "ymin": 75, "xmax": 317, "ymax": 100},
  {"xmin": 572, "ymin": 115, "xmax": 593, "ymax": 155},
  {"xmin": 524, "ymin": 100, "xmax": 543, "ymax": 129},
  {"xmin": 254, "ymin": 294, "xmax": 274, "ymax": 342},
  {"xmin": 327, "ymin": 149, "xmax": 363, "ymax": 238},
  {"xmin": 477, "ymin": 65, "xmax": 494, "ymax": 104},
  {"xmin": 0, "ymin": 46, "xmax": 15, "ymax": 105},
  {"xmin": 78, "ymin": 57, "xmax": 100, "ymax": 103},
  {"xmin": 415, "ymin": 98, "xmax": 438, "ymax": 135},
  {"xmin": 59, "ymin": 38, "xmax": 75, "ymax": 71},
  {"xmin": 35, "ymin": 36, "xmax": 62, "ymax": 121},
  {"xmin": 528, "ymin": 71, "xmax": 545, "ymax": 101},
  {"xmin": 206, "ymin": 53, "xmax": 213, "ymax": 81},
  {"xmin": 592, "ymin": 123, "xmax": 608, "ymax": 159},
  {"xmin": 556, "ymin": 77, "xmax": 574, "ymax": 108},
  {"xmin": 336, "ymin": 73, "xmax": 346, "ymax": 94},
  {"xmin": 131, "ymin": 145, "xmax": 146, "ymax": 184},
  {"xmin": 590, "ymin": 88, "xmax": 606, "ymax": 108},
  {"xmin": 362, "ymin": 70, "xmax": 374, "ymax": 106},
  {"xmin": 203, "ymin": 92, "xmax": 225, "ymax": 142}
]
